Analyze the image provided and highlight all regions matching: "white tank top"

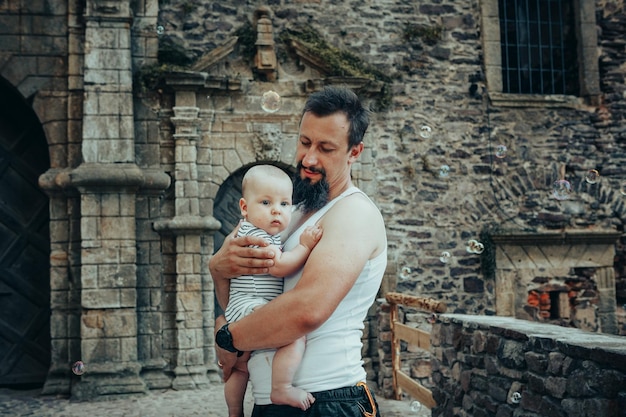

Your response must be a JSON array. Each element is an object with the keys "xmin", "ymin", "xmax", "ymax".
[{"xmin": 247, "ymin": 187, "xmax": 387, "ymax": 404}]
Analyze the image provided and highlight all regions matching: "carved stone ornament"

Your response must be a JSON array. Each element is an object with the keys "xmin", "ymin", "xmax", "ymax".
[
  {"xmin": 253, "ymin": 124, "xmax": 282, "ymax": 161},
  {"xmin": 254, "ymin": 6, "xmax": 277, "ymax": 81}
]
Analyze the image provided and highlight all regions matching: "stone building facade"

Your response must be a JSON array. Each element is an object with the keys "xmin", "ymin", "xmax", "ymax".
[{"xmin": 0, "ymin": 0, "xmax": 625, "ymax": 401}]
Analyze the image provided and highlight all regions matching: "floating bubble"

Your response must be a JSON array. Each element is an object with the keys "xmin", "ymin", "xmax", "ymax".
[
  {"xmin": 438, "ymin": 165, "xmax": 450, "ymax": 178},
  {"xmin": 439, "ymin": 251, "xmax": 451, "ymax": 263},
  {"xmin": 399, "ymin": 266, "xmax": 411, "ymax": 280},
  {"xmin": 466, "ymin": 239, "xmax": 484, "ymax": 254},
  {"xmin": 419, "ymin": 125, "xmax": 432, "ymax": 139},
  {"xmin": 510, "ymin": 391, "xmax": 522, "ymax": 404},
  {"xmin": 156, "ymin": 25, "xmax": 164, "ymax": 35},
  {"xmin": 72, "ymin": 360, "xmax": 85, "ymax": 376},
  {"xmin": 552, "ymin": 179, "xmax": 572, "ymax": 200},
  {"xmin": 261, "ymin": 90, "xmax": 281, "ymax": 113},
  {"xmin": 585, "ymin": 169, "xmax": 600, "ymax": 184},
  {"xmin": 426, "ymin": 313, "xmax": 439, "ymax": 324},
  {"xmin": 495, "ymin": 144, "xmax": 507, "ymax": 159},
  {"xmin": 410, "ymin": 400, "xmax": 423, "ymax": 413}
]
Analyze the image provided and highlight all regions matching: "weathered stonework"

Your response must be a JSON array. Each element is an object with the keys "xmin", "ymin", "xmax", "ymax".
[
  {"xmin": 1, "ymin": 0, "xmax": 625, "ymax": 401},
  {"xmin": 430, "ymin": 315, "xmax": 626, "ymax": 417}
]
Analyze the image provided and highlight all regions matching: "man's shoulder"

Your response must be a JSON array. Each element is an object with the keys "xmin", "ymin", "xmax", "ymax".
[
  {"xmin": 332, "ymin": 189, "xmax": 379, "ymax": 212},
  {"xmin": 325, "ymin": 191, "xmax": 383, "ymax": 227}
]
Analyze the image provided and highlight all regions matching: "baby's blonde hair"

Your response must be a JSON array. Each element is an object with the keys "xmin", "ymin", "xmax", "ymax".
[{"xmin": 242, "ymin": 165, "xmax": 291, "ymax": 197}]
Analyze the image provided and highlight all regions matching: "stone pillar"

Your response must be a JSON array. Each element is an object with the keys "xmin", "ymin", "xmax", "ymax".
[
  {"xmin": 38, "ymin": 170, "xmax": 81, "ymax": 396},
  {"xmin": 596, "ymin": 266, "xmax": 618, "ymax": 334},
  {"xmin": 69, "ymin": 0, "xmax": 145, "ymax": 399},
  {"xmin": 37, "ymin": 0, "xmax": 86, "ymax": 395},
  {"xmin": 153, "ymin": 90, "xmax": 221, "ymax": 389}
]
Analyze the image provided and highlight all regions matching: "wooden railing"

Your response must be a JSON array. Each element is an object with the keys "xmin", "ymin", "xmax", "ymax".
[{"xmin": 385, "ymin": 292, "xmax": 447, "ymax": 409}]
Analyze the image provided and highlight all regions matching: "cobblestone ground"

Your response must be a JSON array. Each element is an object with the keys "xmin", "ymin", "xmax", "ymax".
[{"xmin": 0, "ymin": 385, "xmax": 431, "ymax": 417}]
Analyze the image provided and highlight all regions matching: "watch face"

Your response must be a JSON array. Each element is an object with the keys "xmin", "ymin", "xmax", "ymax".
[{"xmin": 216, "ymin": 325, "xmax": 234, "ymax": 351}]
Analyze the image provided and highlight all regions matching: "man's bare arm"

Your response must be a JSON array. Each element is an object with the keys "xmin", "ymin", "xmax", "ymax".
[{"xmin": 227, "ymin": 194, "xmax": 386, "ymax": 351}]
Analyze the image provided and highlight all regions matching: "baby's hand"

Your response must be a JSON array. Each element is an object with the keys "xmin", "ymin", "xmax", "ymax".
[{"xmin": 299, "ymin": 225, "xmax": 323, "ymax": 250}]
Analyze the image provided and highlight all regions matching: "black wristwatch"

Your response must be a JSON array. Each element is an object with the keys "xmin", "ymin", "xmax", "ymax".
[{"xmin": 215, "ymin": 323, "xmax": 244, "ymax": 356}]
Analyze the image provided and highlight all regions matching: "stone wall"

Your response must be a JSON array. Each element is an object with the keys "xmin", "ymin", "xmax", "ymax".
[
  {"xmin": 430, "ymin": 314, "xmax": 626, "ymax": 417},
  {"xmin": 1, "ymin": 0, "xmax": 626, "ymax": 398},
  {"xmin": 149, "ymin": 0, "xmax": 626, "ymax": 330}
]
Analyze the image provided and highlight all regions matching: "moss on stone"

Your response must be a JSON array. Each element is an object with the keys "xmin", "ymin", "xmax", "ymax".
[
  {"xmin": 158, "ymin": 36, "xmax": 196, "ymax": 67},
  {"xmin": 279, "ymin": 24, "xmax": 393, "ymax": 110},
  {"xmin": 403, "ymin": 23, "xmax": 444, "ymax": 46},
  {"xmin": 234, "ymin": 21, "xmax": 257, "ymax": 63},
  {"xmin": 135, "ymin": 63, "xmax": 184, "ymax": 93},
  {"xmin": 280, "ymin": 25, "xmax": 392, "ymax": 83}
]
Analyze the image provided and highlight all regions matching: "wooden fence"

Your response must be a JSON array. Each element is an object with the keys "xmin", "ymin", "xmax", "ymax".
[{"xmin": 385, "ymin": 292, "xmax": 447, "ymax": 409}]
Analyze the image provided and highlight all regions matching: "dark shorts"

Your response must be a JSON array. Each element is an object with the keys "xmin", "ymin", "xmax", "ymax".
[{"xmin": 250, "ymin": 384, "xmax": 380, "ymax": 417}]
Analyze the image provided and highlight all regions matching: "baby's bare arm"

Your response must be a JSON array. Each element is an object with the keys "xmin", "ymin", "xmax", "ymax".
[{"xmin": 268, "ymin": 225, "xmax": 322, "ymax": 277}]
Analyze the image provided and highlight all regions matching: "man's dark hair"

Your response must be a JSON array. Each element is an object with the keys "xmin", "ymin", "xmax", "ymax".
[{"xmin": 302, "ymin": 86, "xmax": 370, "ymax": 149}]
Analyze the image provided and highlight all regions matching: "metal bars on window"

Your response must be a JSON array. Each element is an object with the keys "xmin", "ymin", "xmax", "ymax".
[{"xmin": 499, "ymin": 0, "xmax": 578, "ymax": 95}]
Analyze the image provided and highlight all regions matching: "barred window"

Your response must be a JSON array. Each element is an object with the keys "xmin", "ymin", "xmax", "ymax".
[
  {"xmin": 499, "ymin": 0, "xmax": 578, "ymax": 95},
  {"xmin": 481, "ymin": 0, "xmax": 600, "ymax": 107}
]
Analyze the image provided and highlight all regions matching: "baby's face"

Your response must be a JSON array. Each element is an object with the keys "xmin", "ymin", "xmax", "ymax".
[{"xmin": 241, "ymin": 178, "xmax": 293, "ymax": 236}]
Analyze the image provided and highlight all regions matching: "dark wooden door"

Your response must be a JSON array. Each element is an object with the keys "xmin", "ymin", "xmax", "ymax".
[{"xmin": 0, "ymin": 78, "xmax": 51, "ymax": 386}]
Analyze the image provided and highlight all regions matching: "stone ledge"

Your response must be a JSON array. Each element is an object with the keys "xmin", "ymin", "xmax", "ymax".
[
  {"xmin": 39, "ymin": 165, "xmax": 171, "ymax": 194},
  {"xmin": 490, "ymin": 230, "xmax": 622, "ymax": 245},
  {"xmin": 152, "ymin": 215, "xmax": 221, "ymax": 235},
  {"xmin": 441, "ymin": 314, "xmax": 626, "ymax": 369}
]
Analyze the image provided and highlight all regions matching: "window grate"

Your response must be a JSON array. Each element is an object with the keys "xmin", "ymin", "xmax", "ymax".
[{"xmin": 499, "ymin": 0, "xmax": 578, "ymax": 95}]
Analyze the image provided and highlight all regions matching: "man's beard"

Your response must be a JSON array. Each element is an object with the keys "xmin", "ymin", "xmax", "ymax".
[{"xmin": 293, "ymin": 163, "xmax": 330, "ymax": 214}]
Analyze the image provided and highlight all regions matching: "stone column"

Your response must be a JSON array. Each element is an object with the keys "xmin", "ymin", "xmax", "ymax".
[
  {"xmin": 69, "ymin": 0, "xmax": 146, "ymax": 399},
  {"xmin": 38, "ymin": 170, "xmax": 81, "ymax": 396},
  {"xmin": 596, "ymin": 266, "xmax": 618, "ymax": 334},
  {"xmin": 153, "ymin": 90, "xmax": 221, "ymax": 389}
]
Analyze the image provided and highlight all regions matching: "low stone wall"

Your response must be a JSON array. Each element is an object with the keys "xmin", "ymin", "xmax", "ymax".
[{"xmin": 430, "ymin": 314, "xmax": 626, "ymax": 417}]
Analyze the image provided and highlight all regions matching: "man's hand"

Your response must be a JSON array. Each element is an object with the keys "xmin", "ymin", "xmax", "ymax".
[
  {"xmin": 210, "ymin": 221, "xmax": 277, "ymax": 280},
  {"xmin": 210, "ymin": 221, "xmax": 278, "ymax": 310}
]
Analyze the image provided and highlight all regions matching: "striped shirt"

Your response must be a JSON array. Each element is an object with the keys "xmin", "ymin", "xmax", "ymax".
[{"xmin": 224, "ymin": 221, "xmax": 284, "ymax": 322}]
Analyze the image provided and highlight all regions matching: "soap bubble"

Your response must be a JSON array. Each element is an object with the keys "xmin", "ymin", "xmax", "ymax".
[
  {"xmin": 410, "ymin": 400, "xmax": 423, "ymax": 412},
  {"xmin": 495, "ymin": 144, "xmax": 507, "ymax": 158},
  {"xmin": 585, "ymin": 169, "xmax": 599, "ymax": 184},
  {"xmin": 261, "ymin": 90, "xmax": 281, "ymax": 113},
  {"xmin": 466, "ymin": 239, "xmax": 484, "ymax": 254},
  {"xmin": 419, "ymin": 125, "xmax": 432, "ymax": 139},
  {"xmin": 510, "ymin": 391, "xmax": 522, "ymax": 404},
  {"xmin": 552, "ymin": 179, "xmax": 571, "ymax": 200},
  {"xmin": 399, "ymin": 266, "xmax": 411, "ymax": 280},
  {"xmin": 439, "ymin": 251, "xmax": 451, "ymax": 263},
  {"xmin": 438, "ymin": 165, "xmax": 450, "ymax": 178},
  {"xmin": 72, "ymin": 360, "xmax": 85, "ymax": 376},
  {"xmin": 156, "ymin": 25, "xmax": 164, "ymax": 35}
]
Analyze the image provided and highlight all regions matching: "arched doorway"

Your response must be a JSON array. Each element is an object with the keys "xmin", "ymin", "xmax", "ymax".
[
  {"xmin": 0, "ymin": 77, "xmax": 51, "ymax": 386},
  {"xmin": 212, "ymin": 162, "xmax": 295, "ymax": 316}
]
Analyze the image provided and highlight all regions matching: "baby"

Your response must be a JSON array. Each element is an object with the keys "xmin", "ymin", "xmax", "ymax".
[{"xmin": 222, "ymin": 165, "xmax": 321, "ymax": 417}]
